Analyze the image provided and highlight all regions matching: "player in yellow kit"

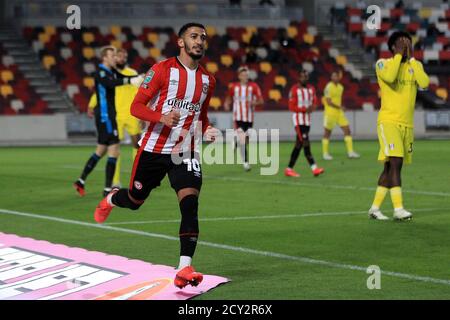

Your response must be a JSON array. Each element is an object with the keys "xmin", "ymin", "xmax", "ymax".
[
  {"xmin": 88, "ymin": 48, "xmax": 143, "ymax": 187},
  {"xmin": 321, "ymin": 71, "xmax": 360, "ymax": 160},
  {"xmin": 368, "ymin": 31, "xmax": 429, "ymax": 221}
]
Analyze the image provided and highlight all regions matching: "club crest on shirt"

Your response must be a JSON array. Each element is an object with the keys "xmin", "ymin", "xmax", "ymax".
[
  {"xmin": 202, "ymin": 83, "xmax": 209, "ymax": 94},
  {"xmin": 408, "ymin": 68, "xmax": 414, "ymax": 74},
  {"xmin": 134, "ymin": 181, "xmax": 143, "ymax": 190}
]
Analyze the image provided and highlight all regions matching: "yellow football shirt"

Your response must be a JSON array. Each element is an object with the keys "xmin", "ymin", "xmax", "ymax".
[
  {"xmin": 375, "ymin": 54, "xmax": 429, "ymax": 128},
  {"xmin": 323, "ymin": 81, "xmax": 344, "ymax": 113},
  {"xmin": 88, "ymin": 66, "xmax": 138, "ymax": 120}
]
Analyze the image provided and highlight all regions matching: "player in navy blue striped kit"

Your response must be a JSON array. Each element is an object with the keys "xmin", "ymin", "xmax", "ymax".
[{"xmin": 73, "ymin": 46, "xmax": 143, "ymax": 197}]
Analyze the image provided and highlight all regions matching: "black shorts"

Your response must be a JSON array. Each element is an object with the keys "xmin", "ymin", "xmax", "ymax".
[
  {"xmin": 295, "ymin": 125, "xmax": 310, "ymax": 142},
  {"xmin": 95, "ymin": 117, "xmax": 119, "ymax": 145},
  {"xmin": 235, "ymin": 121, "xmax": 253, "ymax": 132},
  {"xmin": 129, "ymin": 151, "xmax": 202, "ymax": 201}
]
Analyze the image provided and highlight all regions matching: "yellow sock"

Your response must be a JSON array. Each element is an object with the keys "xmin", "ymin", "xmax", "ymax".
[
  {"xmin": 322, "ymin": 138, "xmax": 330, "ymax": 155},
  {"xmin": 344, "ymin": 135, "xmax": 354, "ymax": 153},
  {"xmin": 371, "ymin": 186, "xmax": 389, "ymax": 209},
  {"xmin": 112, "ymin": 156, "xmax": 121, "ymax": 186},
  {"xmin": 390, "ymin": 187, "xmax": 403, "ymax": 210}
]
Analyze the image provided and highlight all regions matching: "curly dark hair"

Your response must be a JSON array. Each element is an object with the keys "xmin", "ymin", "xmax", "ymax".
[{"xmin": 387, "ymin": 31, "xmax": 412, "ymax": 53}]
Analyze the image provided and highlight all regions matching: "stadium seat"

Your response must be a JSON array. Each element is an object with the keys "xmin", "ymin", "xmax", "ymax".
[
  {"xmin": 83, "ymin": 62, "xmax": 96, "ymax": 75},
  {"xmin": 110, "ymin": 39, "xmax": 122, "ymax": 48},
  {"xmin": 1, "ymin": 70, "xmax": 14, "ymax": 83},
  {"xmin": 248, "ymin": 69, "xmax": 258, "ymax": 80},
  {"xmin": 66, "ymin": 84, "xmax": 80, "ymax": 99},
  {"xmin": 110, "ymin": 25, "xmax": 121, "ymax": 36},
  {"xmin": 43, "ymin": 55, "xmax": 56, "ymax": 70},
  {"xmin": 419, "ymin": 8, "xmax": 432, "ymax": 18},
  {"xmin": 1, "ymin": 55, "xmax": 14, "ymax": 67},
  {"xmin": 61, "ymin": 33, "xmax": 73, "ymax": 43},
  {"xmin": 260, "ymin": 62, "xmax": 272, "ymax": 74},
  {"xmin": 44, "ymin": 25, "xmax": 56, "ymax": 36},
  {"xmin": 256, "ymin": 47, "xmax": 268, "ymax": 59},
  {"xmin": 274, "ymin": 75, "xmax": 287, "ymax": 87},
  {"xmin": 82, "ymin": 32, "xmax": 95, "ymax": 45},
  {"xmin": 38, "ymin": 32, "xmax": 51, "ymax": 44},
  {"xmin": 206, "ymin": 62, "xmax": 219, "ymax": 74},
  {"xmin": 307, "ymin": 26, "xmax": 318, "ymax": 36},
  {"xmin": 0, "ymin": 85, "xmax": 13, "ymax": 98},
  {"xmin": 268, "ymin": 89, "xmax": 281, "ymax": 102},
  {"xmin": 149, "ymin": 47, "xmax": 161, "ymax": 59},
  {"xmin": 147, "ymin": 33, "xmax": 159, "ymax": 44},
  {"xmin": 60, "ymin": 47, "xmax": 73, "ymax": 60},
  {"xmin": 131, "ymin": 26, "xmax": 142, "ymax": 36},
  {"xmin": 220, "ymin": 55, "xmax": 233, "ymax": 67},
  {"xmin": 303, "ymin": 33, "xmax": 315, "ymax": 45},
  {"xmin": 241, "ymin": 32, "xmax": 252, "ymax": 44},
  {"xmin": 83, "ymin": 77, "xmax": 95, "ymax": 90},
  {"xmin": 206, "ymin": 26, "xmax": 217, "ymax": 37},
  {"xmin": 11, "ymin": 99, "xmax": 24, "ymax": 113},
  {"xmin": 209, "ymin": 97, "xmax": 221, "ymax": 110},
  {"xmin": 287, "ymin": 26, "xmax": 298, "ymax": 38},
  {"xmin": 436, "ymin": 87, "xmax": 448, "ymax": 100},
  {"xmin": 228, "ymin": 40, "xmax": 239, "ymax": 51},
  {"xmin": 336, "ymin": 55, "xmax": 348, "ymax": 66},
  {"xmin": 82, "ymin": 47, "xmax": 96, "ymax": 60}
]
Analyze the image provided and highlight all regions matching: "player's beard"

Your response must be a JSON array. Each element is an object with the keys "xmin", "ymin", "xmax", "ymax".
[
  {"xmin": 185, "ymin": 42, "xmax": 204, "ymax": 61},
  {"xmin": 116, "ymin": 62, "xmax": 126, "ymax": 69}
]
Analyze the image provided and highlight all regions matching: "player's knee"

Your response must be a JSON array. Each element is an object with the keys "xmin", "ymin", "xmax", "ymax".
[{"xmin": 179, "ymin": 194, "xmax": 199, "ymax": 234}]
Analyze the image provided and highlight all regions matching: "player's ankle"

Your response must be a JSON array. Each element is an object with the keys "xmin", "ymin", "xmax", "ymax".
[{"xmin": 177, "ymin": 256, "xmax": 192, "ymax": 270}]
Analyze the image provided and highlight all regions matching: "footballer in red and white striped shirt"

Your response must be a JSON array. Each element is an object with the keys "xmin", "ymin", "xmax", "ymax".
[
  {"xmin": 285, "ymin": 69, "xmax": 324, "ymax": 178},
  {"xmin": 224, "ymin": 66, "xmax": 263, "ymax": 171},
  {"xmin": 94, "ymin": 23, "xmax": 219, "ymax": 289}
]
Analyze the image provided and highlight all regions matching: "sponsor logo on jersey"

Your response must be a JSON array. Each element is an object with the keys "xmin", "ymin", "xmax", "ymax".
[
  {"xmin": 389, "ymin": 143, "xmax": 395, "ymax": 150},
  {"xmin": 167, "ymin": 98, "xmax": 201, "ymax": 112}
]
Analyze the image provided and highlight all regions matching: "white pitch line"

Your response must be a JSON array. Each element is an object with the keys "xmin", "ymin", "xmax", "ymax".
[
  {"xmin": 208, "ymin": 175, "xmax": 450, "ymax": 197},
  {"xmin": 103, "ymin": 208, "xmax": 443, "ymax": 226},
  {"xmin": 59, "ymin": 165, "xmax": 450, "ymax": 197},
  {"xmin": 1, "ymin": 208, "xmax": 450, "ymax": 287}
]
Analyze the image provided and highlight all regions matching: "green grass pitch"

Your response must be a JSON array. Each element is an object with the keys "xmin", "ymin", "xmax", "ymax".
[{"xmin": 0, "ymin": 140, "xmax": 450, "ymax": 299}]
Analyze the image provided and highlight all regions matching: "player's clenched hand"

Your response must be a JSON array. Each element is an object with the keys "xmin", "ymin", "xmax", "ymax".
[
  {"xmin": 204, "ymin": 126, "xmax": 220, "ymax": 142},
  {"xmin": 161, "ymin": 110, "xmax": 180, "ymax": 127},
  {"xmin": 87, "ymin": 108, "xmax": 94, "ymax": 118}
]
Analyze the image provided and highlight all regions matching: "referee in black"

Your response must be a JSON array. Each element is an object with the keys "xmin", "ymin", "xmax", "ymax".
[{"xmin": 74, "ymin": 46, "xmax": 143, "ymax": 197}]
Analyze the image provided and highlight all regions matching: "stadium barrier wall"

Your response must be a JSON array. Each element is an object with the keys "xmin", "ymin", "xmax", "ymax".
[
  {"xmin": 209, "ymin": 111, "xmax": 427, "ymax": 140},
  {"xmin": 0, "ymin": 111, "xmax": 431, "ymax": 145},
  {"xmin": 0, "ymin": 115, "xmax": 67, "ymax": 145}
]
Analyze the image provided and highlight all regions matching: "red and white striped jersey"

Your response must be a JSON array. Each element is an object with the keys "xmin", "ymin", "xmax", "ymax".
[
  {"xmin": 136, "ymin": 57, "xmax": 215, "ymax": 154},
  {"xmin": 228, "ymin": 81, "xmax": 262, "ymax": 123},
  {"xmin": 288, "ymin": 83, "xmax": 317, "ymax": 127}
]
